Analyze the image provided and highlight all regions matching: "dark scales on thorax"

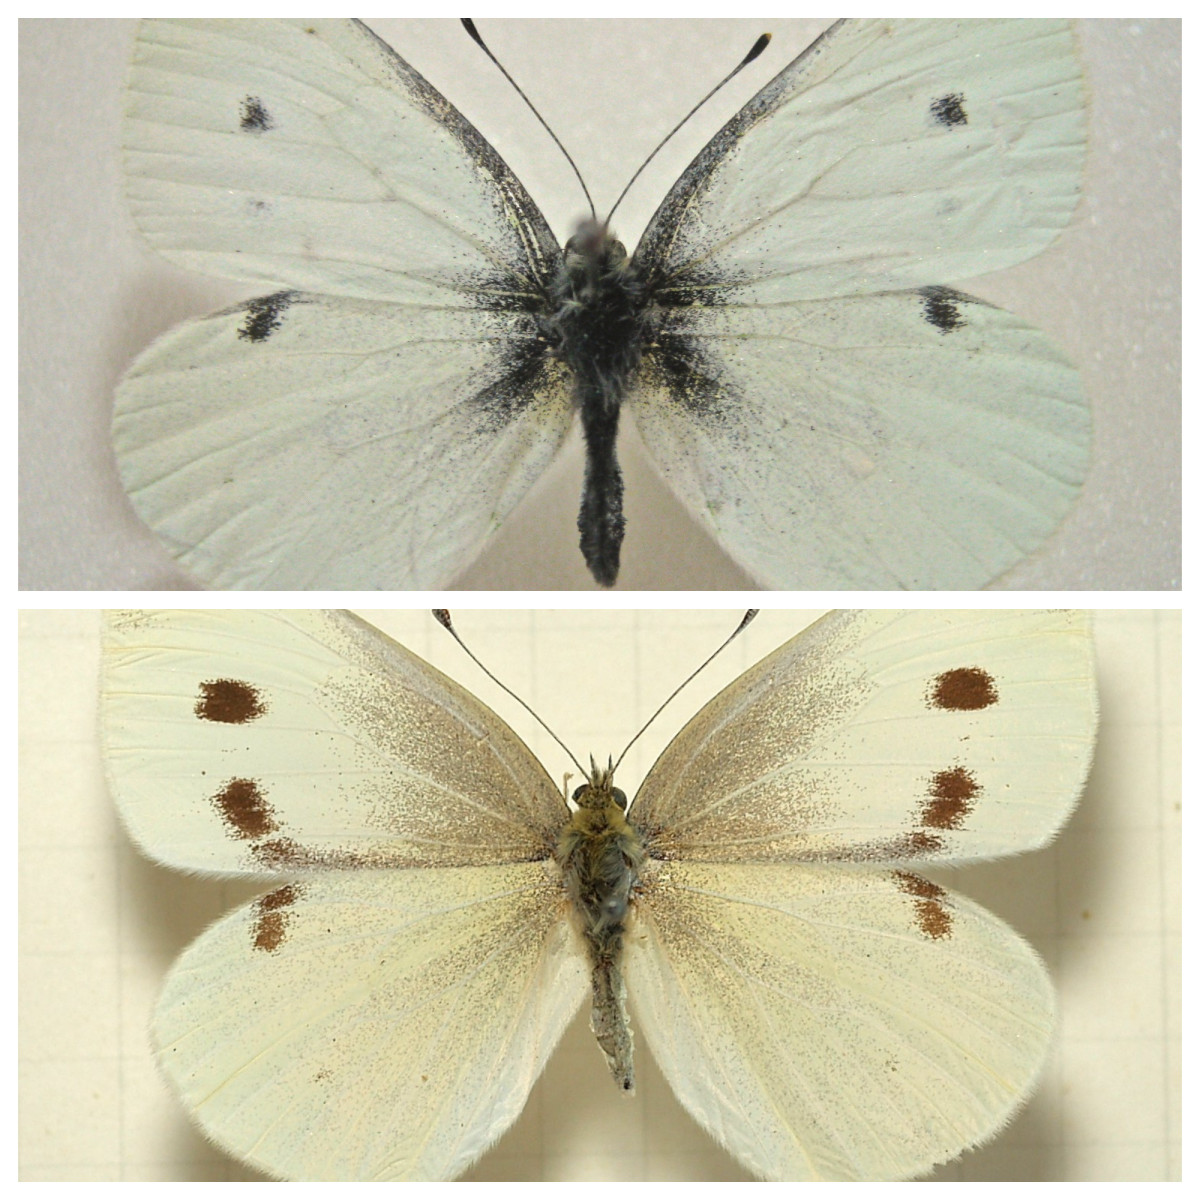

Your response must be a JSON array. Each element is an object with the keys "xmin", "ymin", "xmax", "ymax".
[
  {"xmin": 555, "ymin": 760, "xmax": 647, "ymax": 1091},
  {"xmin": 545, "ymin": 222, "xmax": 650, "ymax": 587}
]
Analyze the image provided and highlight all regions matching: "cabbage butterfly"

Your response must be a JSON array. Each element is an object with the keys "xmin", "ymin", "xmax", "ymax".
[
  {"xmin": 114, "ymin": 19, "xmax": 1088, "ymax": 589},
  {"xmin": 101, "ymin": 609, "xmax": 1097, "ymax": 1180}
]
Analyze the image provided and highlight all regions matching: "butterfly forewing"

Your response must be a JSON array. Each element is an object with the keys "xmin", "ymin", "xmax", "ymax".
[
  {"xmin": 627, "ymin": 861, "xmax": 1056, "ymax": 1181},
  {"xmin": 102, "ymin": 610, "xmax": 567, "ymax": 872},
  {"xmin": 634, "ymin": 18, "xmax": 1086, "ymax": 300},
  {"xmin": 124, "ymin": 19, "xmax": 561, "ymax": 300},
  {"xmin": 153, "ymin": 866, "xmax": 587, "ymax": 1180},
  {"xmin": 632, "ymin": 610, "xmax": 1096, "ymax": 865}
]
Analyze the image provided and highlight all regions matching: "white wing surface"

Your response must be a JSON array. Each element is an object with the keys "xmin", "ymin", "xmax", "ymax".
[
  {"xmin": 117, "ymin": 19, "xmax": 572, "ymax": 588},
  {"xmin": 114, "ymin": 295, "xmax": 573, "ymax": 588},
  {"xmin": 630, "ymin": 19, "xmax": 1087, "ymax": 589},
  {"xmin": 630, "ymin": 289, "xmax": 1088, "ymax": 589},
  {"xmin": 124, "ymin": 19, "xmax": 560, "ymax": 302},
  {"xmin": 635, "ymin": 19, "xmax": 1085, "ymax": 302},
  {"xmin": 633, "ymin": 610, "xmax": 1096, "ymax": 865},
  {"xmin": 627, "ymin": 861, "xmax": 1055, "ymax": 1181},
  {"xmin": 101, "ymin": 610, "xmax": 567, "ymax": 873},
  {"xmin": 153, "ymin": 866, "xmax": 587, "ymax": 1180}
]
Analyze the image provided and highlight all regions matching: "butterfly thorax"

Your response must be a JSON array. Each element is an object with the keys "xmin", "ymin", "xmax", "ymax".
[
  {"xmin": 546, "ymin": 221, "xmax": 648, "ymax": 587},
  {"xmin": 555, "ymin": 760, "xmax": 647, "ymax": 1092}
]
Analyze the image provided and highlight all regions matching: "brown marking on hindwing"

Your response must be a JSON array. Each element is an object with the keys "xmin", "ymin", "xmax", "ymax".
[
  {"xmin": 251, "ymin": 883, "xmax": 301, "ymax": 952},
  {"xmin": 927, "ymin": 666, "xmax": 998, "ymax": 711},
  {"xmin": 195, "ymin": 678, "xmax": 267, "ymax": 724},
  {"xmin": 922, "ymin": 765, "xmax": 979, "ymax": 830},
  {"xmin": 212, "ymin": 778, "xmax": 277, "ymax": 840},
  {"xmin": 894, "ymin": 871, "xmax": 953, "ymax": 940}
]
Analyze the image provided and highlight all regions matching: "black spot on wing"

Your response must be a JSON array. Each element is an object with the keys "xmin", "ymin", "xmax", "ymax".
[
  {"xmin": 240, "ymin": 95, "xmax": 273, "ymax": 133},
  {"xmin": 930, "ymin": 92, "xmax": 968, "ymax": 128},
  {"xmin": 238, "ymin": 291, "xmax": 295, "ymax": 343},
  {"xmin": 919, "ymin": 286, "xmax": 969, "ymax": 334}
]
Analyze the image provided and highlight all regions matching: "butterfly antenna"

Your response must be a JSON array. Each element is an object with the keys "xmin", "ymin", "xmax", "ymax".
[
  {"xmin": 612, "ymin": 610, "xmax": 759, "ymax": 775},
  {"xmin": 432, "ymin": 610, "xmax": 587, "ymax": 777},
  {"xmin": 605, "ymin": 31, "xmax": 771, "ymax": 226},
  {"xmin": 462, "ymin": 18, "xmax": 596, "ymax": 220}
]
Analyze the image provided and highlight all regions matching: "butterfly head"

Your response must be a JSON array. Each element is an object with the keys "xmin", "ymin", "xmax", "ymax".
[
  {"xmin": 563, "ymin": 219, "xmax": 629, "ymax": 279},
  {"xmin": 571, "ymin": 756, "xmax": 628, "ymax": 812}
]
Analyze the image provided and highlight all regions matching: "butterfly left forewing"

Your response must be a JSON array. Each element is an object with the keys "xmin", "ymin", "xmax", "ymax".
[
  {"xmin": 125, "ymin": 19, "xmax": 560, "ymax": 301},
  {"xmin": 154, "ymin": 865, "xmax": 587, "ymax": 1180},
  {"xmin": 626, "ymin": 860, "xmax": 1055, "ymax": 1180},
  {"xmin": 101, "ymin": 610, "xmax": 568, "ymax": 872},
  {"xmin": 632, "ymin": 610, "xmax": 1096, "ymax": 866}
]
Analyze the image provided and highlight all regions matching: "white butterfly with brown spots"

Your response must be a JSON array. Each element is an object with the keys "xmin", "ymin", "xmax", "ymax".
[{"xmin": 100, "ymin": 609, "xmax": 1096, "ymax": 1180}]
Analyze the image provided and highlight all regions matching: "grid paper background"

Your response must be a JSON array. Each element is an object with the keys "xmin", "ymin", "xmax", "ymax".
[{"xmin": 18, "ymin": 609, "xmax": 1180, "ymax": 1181}]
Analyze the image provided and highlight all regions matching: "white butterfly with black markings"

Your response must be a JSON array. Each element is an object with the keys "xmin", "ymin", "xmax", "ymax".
[
  {"xmin": 115, "ymin": 19, "xmax": 1088, "ymax": 589},
  {"xmin": 101, "ymin": 609, "xmax": 1096, "ymax": 1180}
]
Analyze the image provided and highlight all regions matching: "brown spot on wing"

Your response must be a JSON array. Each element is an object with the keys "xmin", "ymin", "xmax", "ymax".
[
  {"xmin": 251, "ymin": 883, "xmax": 301, "ymax": 952},
  {"xmin": 213, "ymin": 778, "xmax": 277, "ymax": 840},
  {"xmin": 922, "ymin": 766, "xmax": 979, "ymax": 830},
  {"xmin": 927, "ymin": 666, "xmax": 998, "ymax": 711},
  {"xmin": 195, "ymin": 678, "xmax": 267, "ymax": 724},
  {"xmin": 894, "ymin": 871, "xmax": 953, "ymax": 940}
]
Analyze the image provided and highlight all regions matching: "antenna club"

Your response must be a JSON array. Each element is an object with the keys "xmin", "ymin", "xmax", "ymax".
[
  {"xmin": 744, "ymin": 33, "xmax": 772, "ymax": 66},
  {"xmin": 460, "ymin": 18, "xmax": 484, "ymax": 48}
]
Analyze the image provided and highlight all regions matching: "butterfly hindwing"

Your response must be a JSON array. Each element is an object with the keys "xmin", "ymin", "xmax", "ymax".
[
  {"xmin": 630, "ymin": 290, "xmax": 1089, "ymax": 589},
  {"xmin": 153, "ymin": 866, "xmax": 587, "ymax": 1181},
  {"xmin": 113, "ymin": 295, "xmax": 573, "ymax": 588},
  {"xmin": 627, "ymin": 861, "xmax": 1055, "ymax": 1181}
]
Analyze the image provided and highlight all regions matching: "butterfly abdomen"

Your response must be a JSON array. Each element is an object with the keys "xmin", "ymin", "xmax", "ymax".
[
  {"xmin": 556, "ymin": 764, "xmax": 647, "ymax": 1090},
  {"xmin": 547, "ymin": 222, "xmax": 649, "ymax": 586}
]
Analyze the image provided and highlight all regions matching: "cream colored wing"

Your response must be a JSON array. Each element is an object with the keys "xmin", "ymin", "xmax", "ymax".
[
  {"xmin": 627, "ymin": 861, "xmax": 1054, "ymax": 1180},
  {"xmin": 632, "ymin": 610, "xmax": 1096, "ymax": 865},
  {"xmin": 101, "ymin": 609, "xmax": 567, "ymax": 873},
  {"xmin": 154, "ymin": 865, "xmax": 587, "ymax": 1180}
]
